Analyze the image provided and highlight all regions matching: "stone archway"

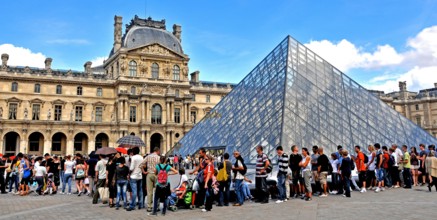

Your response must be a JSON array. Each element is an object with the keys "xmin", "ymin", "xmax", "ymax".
[
  {"xmin": 52, "ymin": 132, "xmax": 67, "ymax": 155},
  {"xmin": 3, "ymin": 131, "xmax": 20, "ymax": 156},
  {"xmin": 150, "ymin": 133, "xmax": 163, "ymax": 153},
  {"xmin": 95, "ymin": 133, "xmax": 109, "ymax": 150},
  {"xmin": 28, "ymin": 132, "xmax": 44, "ymax": 155},
  {"xmin": 74, "ymin": 133, "xmax": 88, "ymax": 154}
]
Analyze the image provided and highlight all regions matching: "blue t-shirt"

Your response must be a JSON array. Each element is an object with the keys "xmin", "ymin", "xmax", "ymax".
[{"xmin": 155, "ymin": 164, "xmax": 171, "ymax": 187}]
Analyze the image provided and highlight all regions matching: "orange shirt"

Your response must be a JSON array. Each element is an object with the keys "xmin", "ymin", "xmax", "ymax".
[{"xmin": 355, "ymin": 152, "xmax": 366, "ymax": 172}]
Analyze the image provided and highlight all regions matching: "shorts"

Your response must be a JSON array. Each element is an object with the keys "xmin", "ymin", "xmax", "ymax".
[
  {"xmin": 319, "ymin": 172, "xmax": 328, "ymax": 185},
  {"xmin": 291, "ymin": 170, "xmax": 302, "ymax": 185},
  {"xmin": 376, "ymin": 169, "xmax": 385, "ymax": 182},
  {"xmin": 312, "ymin": 171, "xmax": 319, "ymax": 182},
  {"xmin": 303, "ymin": 170, "xmax": 312, "ymax": 193},
  {"xmin": 358, "ymin": 171, "xmax": 367, "ymax": 183},
  {"xmin": 21, "ymin": 176, "xmax": 31, "ymax": 185},
  {"xmin": 411, "ymin": 165, "xmax": 419, "ymax": 170}
]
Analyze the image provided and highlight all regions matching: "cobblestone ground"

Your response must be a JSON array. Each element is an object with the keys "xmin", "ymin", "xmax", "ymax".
[{"xmin": 0, "ymin": 184, "xmax": 436, "ymax": 220}]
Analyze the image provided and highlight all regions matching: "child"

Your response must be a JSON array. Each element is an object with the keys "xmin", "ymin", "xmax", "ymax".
[{"xmin": 242, "ymin": 176, "xmax": 254, "ymax": 200}]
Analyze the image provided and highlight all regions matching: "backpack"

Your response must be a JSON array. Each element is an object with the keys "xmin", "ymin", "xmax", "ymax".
[
  {"xmin": 265, "ymin": 158, "xmax": 273, "ymax": 174},
  {"xmin": 363, "ymin": 154, "xmax": 369, "ymax": 163},
  {"xmin": 157, "ymin": 164, "xmax": 169, "ymax": 185},
  {"xmin": 217, "ymin": 161, "xmax": 228, "ymax": 181},
  {"xmin": 388, "ymin": 155, "xmax": 395, "ymax": 167},
  {"xmin": 350, "ymin": 158, "xmax": 355, "ymax": 170},
  {"xmin": 234, "ymin": 158, "xmax": 247, "ymax": 176}
]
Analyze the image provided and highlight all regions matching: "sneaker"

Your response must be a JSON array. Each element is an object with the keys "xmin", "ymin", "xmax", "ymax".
[
  {"xmin": 381, "ymin": 187, "xmax": 385, "ymax": 191},
  {"xmin": 201, "ymin": 209, "xmax": 207, "ymax": 212},
  {"xmin": 77, "ymin": 192, "xmax": 82, "ymax": 197},
  {"xmin": 276, "ymin": 200, "xmax": 284, "ymax": 204},
  {"xmin": 60, "ymin": 192, "xmax": 65, "ymax": 195},
  {"xmin": 375, "ymin": 187, "xmax": 380, "ymax": 193},
  {"xmin": 284, "ymin": 199, "xmax": 288, "ymax": 202},
  {"xmin": 360, "ymin": 188, "xmax": 367, "ymax": 193},
  {"xmin": 319, "ymin": 194, "xmax": 328, "ymax": 197},
  {"xmin": 394, "ymin": 185, "xmax": 400, "ymax": 188},
  {"xmin": 293, "ymin": 194, "xmax": 298, "ymax": 199},
  {"xmin": 147, "ymin": 208, "xmax": 153, "ymax": 212},
  {"xmin": 233, "ymin": 203, "xmax": 241, "ymax": 206},
  {"xmin": 305, "ymin": 197, "xmax": 312, "ymax": 201},
  {"xmin": 330, "ymin": 190, "xmax": 338, "ymax": 195},
  {"xmin": 67, "ymin": 193, "xmax": 72, "ymax": 195}
]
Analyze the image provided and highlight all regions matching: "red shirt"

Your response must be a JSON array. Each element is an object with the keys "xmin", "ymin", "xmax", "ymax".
[
  {"xmin": 382, "ymin": 153, "xmax": 389, "ymax": 169},
  {"xmin": 204, "ymin": 163, "xmax": 214, "ymax": 182},
  {"xmin": 355, "ymin": 152, "xmax": 367, "ymax": 172}
]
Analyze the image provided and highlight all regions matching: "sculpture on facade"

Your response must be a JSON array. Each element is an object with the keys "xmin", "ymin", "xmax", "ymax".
[
  {"xmin": 91, "ymin": 110, "xmax": 95, "ymax": 122},
  {"xmin": 47, "ymin": 109, "xmax": 51, "ymax": 120},
  {"xmin": 111, "ymin": 112, "xmax": 115, "ymax": 122},
  {"xmin": 141, "ymin": 83, "xmax": 148, "ymax": 94},
  {"xmin": 24, "ymin": 108, "xmax": 28, "ymax": 119},
  {"xmin": 0, "ymin": 107, "xmax": 3, "ymax": 118},
  {"xmin": 70, "ymin": 110, "xmax": 74, "ymax": 121}
]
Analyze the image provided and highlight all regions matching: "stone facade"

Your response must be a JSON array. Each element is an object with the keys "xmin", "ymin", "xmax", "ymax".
[
  {"xmin": 0, "ymin": 15, "xmax": 232, "ymax": 156},
  {"xmin": 370, "ymin": 81, "xmax": 437, "ymax": 138}
]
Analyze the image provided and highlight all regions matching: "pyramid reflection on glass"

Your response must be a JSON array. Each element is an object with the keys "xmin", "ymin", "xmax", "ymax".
[{"xmin": 173, "ymin": 36, "xmax": 437, "ymax": 163}]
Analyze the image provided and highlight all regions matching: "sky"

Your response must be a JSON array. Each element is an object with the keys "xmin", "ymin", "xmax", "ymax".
[{"xmin": 1, "ymin": 0, "xmax": 437, "ymax": 93}]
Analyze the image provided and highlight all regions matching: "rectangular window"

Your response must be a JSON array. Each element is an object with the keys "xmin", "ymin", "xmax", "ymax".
[
  {"xmin": 416, "ymin": 116, "xmax": 421, "ymax": 126},
  {"xmin": 129, "ymin": 106, "xmax": 136, "ymax": 122},
  {"xmin": 54, "ymin": 105, "xmax": 62, "ymax": 121},
  {"xmin": 77, "ymin": 86, "xmax": 83, "ymax": 95},
  {"xmin": 34, "ymin": 84, "xmax": 41, "ymax": 93},
  {"xmin": 206, "ymin": 95, "xmax": 211, "ymax": 103},
  {"xmin": 174, "ymin": 108, "xmax": 181, "ymax": 123},
  {"xmin": 29, "ymin": 138, "xmax": 39, "ymax": 152},
  {"xmin": 8, "ymin": 103, "xmax": 17, "ymax": 120},
  {"xmin": 32, "ymin": 104, "xmax": 40, "ymax": 120},
  {"xmin": 56, "ymin": 85, "xmax": 62, "ymax": 94},
  {"xmin": 74, "ymin": 138, "xmax": 82, "ymax": 152},
  {"xmin": 192, "ymin": 94, "xmax": 196, "ymax": 101},
  {"xmin": 415, "ymin": 104, "xmax": 419, "ymax": 111},
  {"xmin": 191, "ymin": 111, "xmax": 197, "ymax": 124},
  {"xmin": 95, "ymin": 107, "xmax": 103, "ymax": 122},
  {"xmin": 97, "ymin": 88, "xmax": 102, "ymax": 97},
  {"xmin": 75, "ymin": 106, "xmax": 83, "ymax": 122}
]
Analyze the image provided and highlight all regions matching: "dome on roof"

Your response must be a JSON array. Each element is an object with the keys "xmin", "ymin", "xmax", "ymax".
[{"xmin": 123, "ymin": 26, "xmax": 183, "ymax": 54}]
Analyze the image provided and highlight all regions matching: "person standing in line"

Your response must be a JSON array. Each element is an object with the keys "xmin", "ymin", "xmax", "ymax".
[
  {"xmin": 317, "ymin": 147, "xmax": 330, "ymax": 197},
  {"xmin": 353, "ymin": 146, "xmax": 367, "ymax": 193},
  {"xmin": 19, "ymin": 155, "xmax": 31, "ymax": 196},
  {"xmin": 339, "ymin": 150, "xmax": 352, "ymax": 198},
  {"xmin": 0, "ymin": 154, "xmax": 7, "ymax": 194},
  {"xmin": 425, "ymin": 150, "xmax": 437, "ymax": 192},
  {"xmin": 374, "ymin": 144, "xmax": 385, "ymax": 193},
  {"xmin": 392, "ymin": 144, "xmax": 404, "ymax": 186},
  {"xmin": 275, "ymin": 146, "xmax": 289, "ymax": 203},
  {"xmin": 330, "ymin": 153, "xmax": 340, "ymax": 195},
  {"xmin": 86, "ymin": 153, "xmax": 98, "ymax": 197},
  {"xmin": 289, "ymin": 145, "xmax": 303, "ymax": 198},
  {"xmin": 389, "ymin": 148, "xmax": 400, "ymax": 188},
  {"xmin": 189, "ymin": 147, "xmax": 207, "ymax": 209},
  {"xmin": 401, "ymin": 145, "xmax": 412, "ymax": 189},
  {"xmin": 299, "ymin": 148, "xmax": 312, "ymax": 201},
  {"xmin": 126, "ymin": 147, "xmax": 144, "ymax": 211},
  {"xmin": 366, "ymin": 145, "xmax": 377, "ymax": 190},
  {"xmin": 418, "ymin": 144, "xmax": 428, "ymax": 186},
  {"xmin": 115, "ymin": 157, "xmax": 129, "ymax": 210},
  {"xmin": 140, "ymin": 147, "xmax": 161, "ymax": 212},
  {"xmin": 255, "ymin": 145, "xmax": 270, "ymax": 203},
  {"xmin": 382, "ymin": 146, "xmax": 392, "ymax": 188},
  {"xmin": 217, "ymin": 153, "xmax": 232, "ymax": 206},
  {"xmin": 410, "ymin": 146, "xmax": 420, "ymax": 186},
  {"xmin": 311, "ymin": 146, "xmax": 320, "ymax": 196},
  {"xmin": 232, "ymin": 151, "xmax": 246, "ymax": 206},
  {"xmin": 93, "ymin": 154, "xmax": 108, "ymax": 204},
  {"xmin": 34, "ymin": 160, "xmax": 47, "ymax": 195},
  {"xmin": 202, "ymin": 155, "xmax": 215, "ymax": 212},
  {"xmin": 149, "ymin": 156, "xmax": 179, "ymax": 216},
  {"xmin": 106, "ymin": 155, "xmax": 118, "ymax": 208},
  {"xmin": 61, "ymin": 155, "xmax": 75, "ymax": 195}
]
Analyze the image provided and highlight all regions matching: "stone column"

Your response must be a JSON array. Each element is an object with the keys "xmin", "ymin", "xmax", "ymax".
[
  {"xmin": 20, "ymin": 139, "xmax": 28, "ymax": 154},
  {"xmin": 66, "ymin": 139, "xmax": 74, "ymax": 156},
  {"xmin": 141, "ymin": 101, "xmax": 145, "ymax": 121},
  {"xmin": 43, "ymin": 139, "xmax": 52, "ymax": 155},
  {"xmin": 141, "ymin": 131, "xmax": 146, "ymax": 155},
  {"xmin": 118, "ymin": 101, "xmax": 123, "ymax": 121},
  {"xmin": 146, "ymin": 101, "xmax": 150, "ymax": 123},
  {"xmin": 166, "ymin": 102, "xmax": 170, "ymax": 123},
  {"xmin": 0, "ymin": 140, "xmax": 3, "ymax": 154},
  {"xmin": 145, "ymin": 131, "xmax": 150, "ymax": 153},
  {"xmin": 124, "ymin": 100, "xmax": 128, "ymax": 121},
  {"xmin": 88, "ymin": 140, "xmax": 95, "ymax": 154}
]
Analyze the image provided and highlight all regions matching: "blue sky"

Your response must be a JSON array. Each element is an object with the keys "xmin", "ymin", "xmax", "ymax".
[{"xmin": 1, "ymin": 0, "xmax": 437, "ymax": 92}]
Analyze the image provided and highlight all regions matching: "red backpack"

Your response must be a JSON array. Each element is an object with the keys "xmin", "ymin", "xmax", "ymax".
[{"xmin": 157, "ymin": 164, "xmax": 169, "ymax": 185}]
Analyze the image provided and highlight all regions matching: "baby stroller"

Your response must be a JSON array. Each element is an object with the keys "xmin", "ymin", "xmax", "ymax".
[
  {"xmin": 43, "ymin": 173, "xmax": 55, "ymax": 195},
  {"xmin": 168, "ymin": 178, "xmax": 196, "ymax": 211}
]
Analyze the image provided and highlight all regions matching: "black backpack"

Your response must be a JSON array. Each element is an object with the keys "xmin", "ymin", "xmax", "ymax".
[
  {"xmin": 234, "ymin": 158, "xmax": 247, "ymax": 176},
  {"xmin": 388, "ymin": 155, "xmax": 395, "ymax": 167},
  {"xmin": 350, "ymin": 158, "xmax": 355, "ymax": 170},
  {"xmin": 265, "ymin": 158, "xmax": 273, "ymax": 174},
  {"xmin": 363, "ymin": 154, "xmax": 369, "ymax": 163}
]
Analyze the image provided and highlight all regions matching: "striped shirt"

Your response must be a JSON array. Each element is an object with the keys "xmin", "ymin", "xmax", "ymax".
[
  {"xmin": 278, "ymin": 153, "xmax": 289, "ymax": 175},
  {"xmin": 256, "ymin": 153, "xmax": 268, "ymax": 178}
]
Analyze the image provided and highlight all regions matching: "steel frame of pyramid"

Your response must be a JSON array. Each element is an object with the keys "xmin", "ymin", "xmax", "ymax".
[{"xmin": 173, "ymin": 36, "xmax": 437, "ymax": 163}]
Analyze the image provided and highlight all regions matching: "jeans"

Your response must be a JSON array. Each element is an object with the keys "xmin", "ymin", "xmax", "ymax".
[
  {"xmin": 218, "ymin": 180, "xmax": 231, "ymax": 205},
  {"xmin": 88, "ymin": 176, "xmax": 95, "ymax": 197},
  {"xmin": 60, "ymin": 171, "xmax": 65, "ymax": 187},
  {"xmin": 8, "ymin": 174, "xmax": 19, "ymax": 192},
  {"xmin": 62, "ymin": 173, "xmax": 73, "ymax": 193},
  {"xmin": 204, "ymin": 180, "xmax": 214, "ymax": 211},
  {"xmin": 255, "ymin": 177, "xmax": 268, "ymax": 202},
  {"xmin": 331, "ymin": 173, "xmax": 339, "ymax": 191},
  {"xmin": 129, "ymin": 179, "xmax": 144, "ymax": 209},
  {"xmin": 385, "ymin": 168, "xmax": 392, "ymax": 187},
  {"xmin": 0, "ymin": 173, "xmax": 6, "ymax": 193},
  {"xmin": 35, "ymin": 176, "xmax": 44, "ymax": 194},
  {"xmin": 376, "ymin": 168, "xmax": 385, "ymax": 182},
  {"xmin": 277, "ymin": 173, "xmax": 286, "ymax": 200},
  {"xmin": 234, "ymin": 179, "xmax": 244, "ymax": 205},
  {"xmin": 116, "ymin": 180, "xmax": 128, "ymax": 208},
  {"xmin": 242, "ymin": 182, "xmax": 251, "ymax": 199},
  {"xmin": 391, "ymin": 166, "xmax": 400, "ymax": 185},
  {"xmin": 342, "ymin": 175, "xmax": 351, "ymax": 197},
  {"xmin": 403, "ymin": 168, "xmax": 412, "ymax": 188}
]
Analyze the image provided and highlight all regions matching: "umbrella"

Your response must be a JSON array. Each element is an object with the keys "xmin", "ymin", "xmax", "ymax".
[
  {"xmin": 116, "ymin": 135, "xmax": 145, "ymax": 147},
  {"xmin": 116, "ymin": 147, "xmax": 128, "ymax": 155},
  {"xmin": 95, "ymin": 147, "xmax": 117, "ymax": 155}
]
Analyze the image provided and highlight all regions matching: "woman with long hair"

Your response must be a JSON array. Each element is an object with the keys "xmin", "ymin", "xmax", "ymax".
[
  {"xmin": 8, "ymin": 157, "xmax": 19, "ymax": 193},
  {"xmin": 410, "ymin": 146, "xmax": 420, "ymax": 186},
  {"xmin": 75, "ymin": 158, "xmax": 87, "ymax": 196},
  {"xmin": 61, "ymin": 155, "xmax": 74, "ymax": 195},
  {"xmin": 19, "ymin": 155, "xmax": 31, "ymax": 196},
  {"xmin": 299, "ymin": 148, "xmax": 312, "ymax": 201},
  {"xmin": 366, "ymin": 145, "xmax": 377, "ymax": 190}
]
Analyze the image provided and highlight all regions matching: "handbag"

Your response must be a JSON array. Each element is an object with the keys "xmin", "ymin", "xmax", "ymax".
[
  {"xmin": 217, "ymin": 161, "xmax": 228, "ymax": 181},
  {"xmin": 98, "ymin": 187, "xmax": 109, "ymax": 203}
]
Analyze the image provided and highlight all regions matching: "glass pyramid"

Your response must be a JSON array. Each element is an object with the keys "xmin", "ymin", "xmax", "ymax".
[{"xmin": 173, "ymin": 36, "xmax": 437, "ymax": 163}]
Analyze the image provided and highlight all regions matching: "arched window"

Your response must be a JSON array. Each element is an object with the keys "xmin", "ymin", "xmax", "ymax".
[
  {"xmin": 152, "ymin": 104, "xmax": 162, "ymax": 124},
  {"xmin": 129, "ymin": 60, "xmax": 137, "ymax": 77},
  {"xmin": 11, "ymin": 82, "xmax": 18, "ymax": 92},
  {"xmin": 173, "ymin": 65, "xmax": 180, "ymax": 80},
  {"xmin": 151, "ymin": 63, "xmax": 159, "ymax": 79},
  {"xmin": 131, "ymin": 86, "xmax": 136, "ymax": 95},
  {"xmin": 34, "ymin": 84, "xmax": 41, "ymax": 93},
  {"xmin": 56, "ymin": 85, "xmax": 62, "ymax": 94}
]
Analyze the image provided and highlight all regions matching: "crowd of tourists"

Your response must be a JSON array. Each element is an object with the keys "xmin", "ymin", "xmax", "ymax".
[{"xmin": 1, "ymin": 143, "xmax": 436, "ymax": 217}]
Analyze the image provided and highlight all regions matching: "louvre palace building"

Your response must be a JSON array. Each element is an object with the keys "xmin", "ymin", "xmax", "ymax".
[
  {"xmin": 1, "ymin": 15, "xmax": 436, "ymax": 157},
  {"xmin": 0, "ymin": 15, "xmax": 233, "ymax": 156}
]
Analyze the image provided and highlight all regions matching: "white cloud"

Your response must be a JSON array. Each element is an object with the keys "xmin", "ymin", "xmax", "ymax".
[
  {"xmin": 90, "ymin": 56, "xmax": 106, "ymax": 67},
  {"xmin": 0, "ymin": 44, "xmax": 46, "ymax": 68},
  {"xmin": 305, "ymin": 25, "xmax": 437, "ymax": 93}
]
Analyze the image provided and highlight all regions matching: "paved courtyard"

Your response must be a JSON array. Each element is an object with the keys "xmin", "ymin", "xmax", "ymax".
[{"xmin": 0, "ymin": 185, "xmax": 435, "ymax": 220}]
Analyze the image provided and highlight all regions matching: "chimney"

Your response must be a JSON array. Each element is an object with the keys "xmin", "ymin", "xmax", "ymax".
[
  {"xmin": 84, "ymin": 61, "xmax": 92, "ymax": 74},
  {"xmin": 190, "ymin": 71, "xmax": 199, "ymax": 83},
  {"xmin": 173, "ymin": 24, "xmax": 182, "ymax": 42},
  {"xmin": 113, "ymin": 16, "xmax": 123, "ymax": 52},
  {"xmin": 1, "ymin": 53, "xmax": 9, "ymax": 67},
  {"xmin": 45, "ymin": 58, "xmax": 52, "ymax": 70}
]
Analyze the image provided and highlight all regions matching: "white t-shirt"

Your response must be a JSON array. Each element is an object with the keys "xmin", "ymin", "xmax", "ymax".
[
  {"xmin": 35, "ymin": 166, "xmax": 47, "ymax": 177},
  {"xmin": 129, "ymin": 154, "xmax": 144, "ymax": 180},
  {"xmin": 391, "ymin": 152, "xmax": 399, "ymax": 167},
  {"xmin": 177, "ymin": 174, "xmax": 189, "ymax": 188},
  {"xmin": 95, "ymin": 159, "xmax": 108, "ymax": 180},
  {"xmin": 65, "ymin": 160, "xmax": 75, "ymax": 174},
  {"xmin": 331, "ymin": 159, "xmax": 339, "ymax": 173},
  {"xmin": 34, "ymin": 161, "xmax": 40, "ymax": 170},
  {"xmin": 235, "ymin": 160, "xmax": 244, "ymax": 180},
  {"xmin": 367, "ymin": 153, "xmax": 376, "ymax": 171}
]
